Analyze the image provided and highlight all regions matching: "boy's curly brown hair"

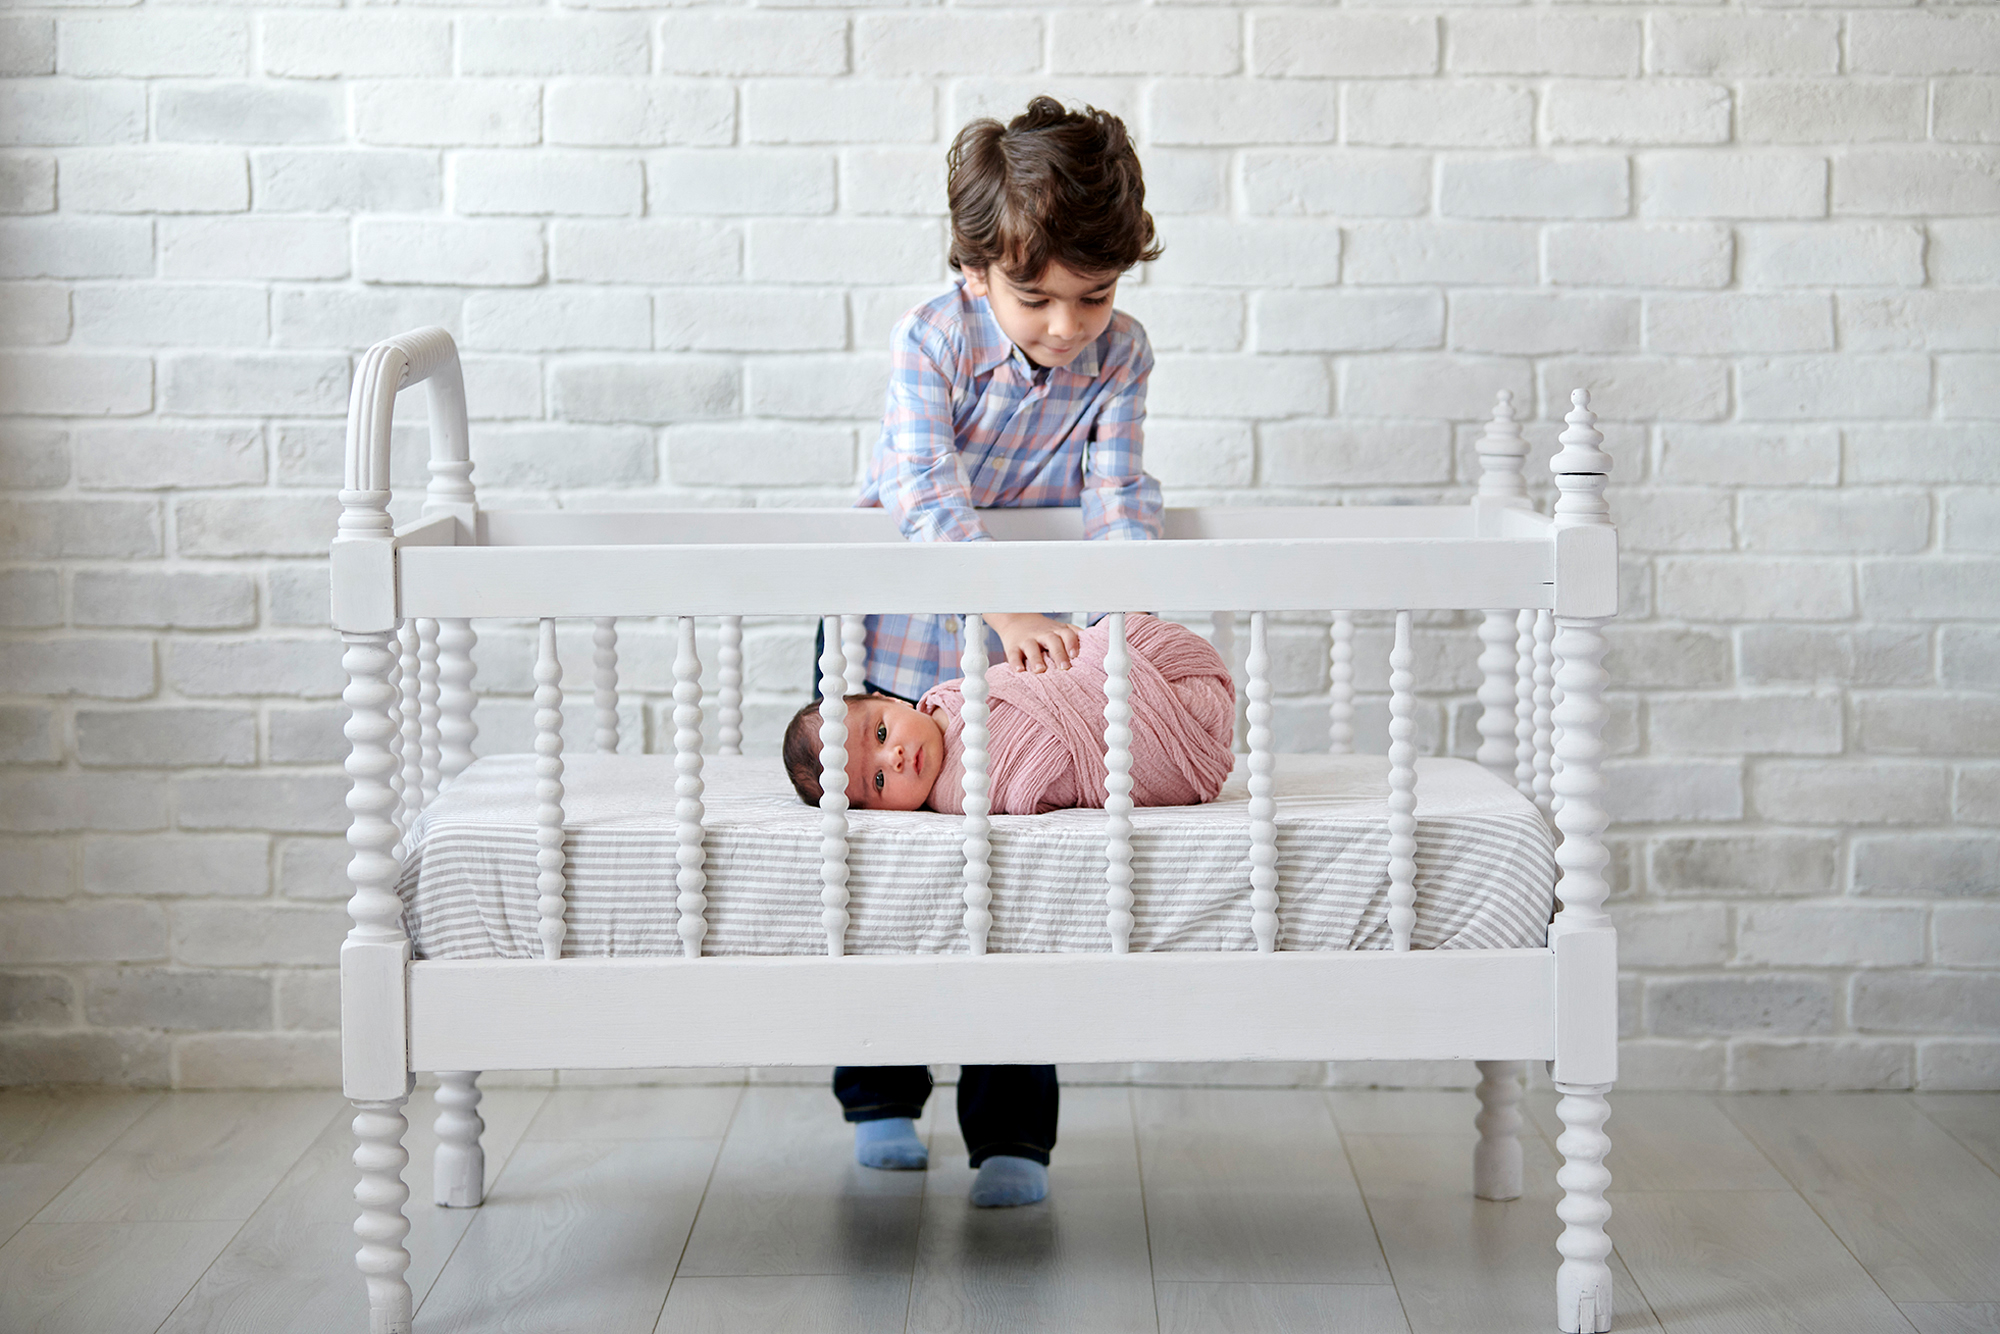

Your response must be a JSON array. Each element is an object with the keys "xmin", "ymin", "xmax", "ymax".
[{"xmin": 947, "ymin": 96, "xmax": 1163, "ymax": 284}]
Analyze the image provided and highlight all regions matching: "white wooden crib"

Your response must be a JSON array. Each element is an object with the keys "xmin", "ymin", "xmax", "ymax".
[{"xmin": 334, "ymin": 327, "xmax": 1621, "ymax": 1333}]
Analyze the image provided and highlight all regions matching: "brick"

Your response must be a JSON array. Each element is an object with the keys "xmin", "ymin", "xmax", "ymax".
[
  {"xmin": 1650, "ymin": 693, "xmax": 1842, "ymax": 756},
  {"xmin": 1239, "ymin": 150, "xmax": 1430, "ymax": 218},
  {"xmin": 60, "ymin": 15, "xmax": 249, "ymax": 78},
  {"xmin": 950, "ymin": 79, "xmax": 1141, "ymax": 132},
  {"xmin": 1439, "ymin": 155, "xmax": 1627, "ymax": 221},
  {"xmin": 460, "ymin": 355, "xmax": 543, "ymax": 422},
  {"xmin": 1659, "ymin": 557, "xmax": 1853, "ymax": 622},
  {"xmin": 0, "ymin": 1031, "xmax": 167, "ymax": 1086},
  {"xmin": 1149, "ymin": 356, "xmax": 1331, "ymax": 419},
  {"xmin": 745, "ymin": 219, "xmax": 938, "ymax": 285},
  {"xmin": 1859, "ymin": 695, "xmax": 2000, "ymax": 757},
  {"xmin": 551, "ymin": 221, "xmax": 740, "ymax": 286},
  {"xmin": 268, "ymin": 707, "xmax": 345, "ymax": 765},
  {"xmin": 0, "ymin": 972, "xmax": 71, "ymax": 1027},
  {"xmin": 174, "ymin": 1032, "xmax": 339, "ymax": 1089},
  {"xmin": 1349, "ymin": 222, "xmax": 1537, "ymax": 286},
  {"xmin": 1115, "ymin": 289, "xmax": 1241, "ymax": 353},
  {"xmin": 1543, "ymin": 80, "xmax": 1732, "ymax": 148},
  {"xmin": 1148, "ymin": 80, "xmax": 1339, "ymax": 147},
  {"xmin": 1935, "ymin": 904, "xmax": 2000, "ymax": 966},
  {"xmin": 1739, "ymin": 354, "xmax": 1931, "ymax": 422},
  {"xmin": 71, "ymin": 284, "xmax": 266, "ymax": 349},
  {"xmin": 1945, "ymin": 493, "xmax": 2000, "ymax": 553},
  {"xmin": 159, "ymin": 218, "xmax": 348, "ymax": 282},
  {"xmin": 1937, "ymin": 80, "xmax": 2000, "ymax": 145},
  {"xmin": 353, "ymin": 81, "xmax": 540, "ymax": 149},
  {"xmin": 1610, "ymin": 904, "xmax": 1729, "ymax": 967},
  {"xmin": 1605, "ymin": 1041, "xmax": 1726, "ymax": 1092},
  {"xmin": 0, "ymin": 839, "xmax": 71, "ymax": 900},
  {"xmin": 1142, "ymin": 421, "xmax": 1254, "ymax": 488},
  {"xmin": 1639, "ymin": 152, "xmax": 1827, "ymax": 220},
  {"xmin": 0, "ymin": 352, "xmax": 152, "ymax": 417},
  {"xmin": 75, "ymin": 571, "xmax": 257, "ymax": 631},
  {"xmin": 167, "ymin": 637, "xmax": 343, "ymax": 698},
  {"xmin": 1540, "ymin": 356, "xmax": 1728, "ymax": 421},
  {"xmin": 1929, "ymin": 220, "xmax": 2000, "ymax": 284},
  {"xmin": 0, "ymin": 499, "xmax": 160, "ymax": 558},
  {"xmin": 1053, "ymin": 11, "xmax": 1240, "ymax": 76},
  {"xmin": 0, "ymin": 80, "xmax": 145, "ymax": 148},
  {"xmin": 0, "ymin": 570, "xmax": 59, "ymax": 629},
  {"xmin": 1738, "ymin": 223, "xmax": 1924, "ymax": 289},
  {"xmin": 1260, "ymin": 420, "xmax": 1452, "ymax": 487},
  {"xmin": 1754, "ymin": 761, "xmax": 1949, "ymax": 826},
  {"xmin": 649, "ymin": 150, "xmax": 836, "ymax": 216},
  {"xmin": 1940, "ymin": 355, "xmax": 2000, "ymax": 418},
  {"xmin": 1649, "ymin": 14, "xmax": 1839, "ymax": 76},
  {"xmin": 276, "ymin": 969, "xmax": 339, "ymax": 1031},
  {"xmin": 547, "ymin": 80, "xmax": 734, "ymax": 148},
  {"xmin": 84, "ymin": 834, "xmax": 268, "ymax": 898},
  {"xmin": 551, "ymin": 358, "xmax": 740, "ymax": 424},
  {"xmin": 156, "ymin": 83, "xmax": 341, "ymax": 145},
  {"xmin": 1855, "ymin": 835, "xmax": 2000, "ymax": 900},
  {"xmin": 857, "ymin": 13, "xmax": 1042, "ymax": 76},
  {"xmin": 452, "ymin": 152, "xmax": 643, "ymax": 217},
  {"xmin": 1149, "ymin": 219, "xmax": 1342, "ymax": 288},
  {"xmin": 85, "ymin": 968, "xmax": 272, "ymax": 1031},
  {"xmin": 1602, "ymin": 760, "xmax": 1743, "ymax": 822},
  {"xmin": 1739, "ymin": 80, "xmax": 1925, "ymax": 146},
  {"xmin": 0, "ymin": 706, "xmax": 56, "ymax": 765},
  {"xmin": 1346, "ymin": 82, "xmax": 1532, "ymax": 150},
  {"xmin": 76, "ymin": 426, "xmax": 260, "ymax": 492},
  {"xmin": 171, "ymin": 903, "xmax": 347, "ymax": 966},
  {"xmin": 745, "ymin": 80, "xmax": 935, "ymax": 146},
  {"xmin": 1342, "ymin": 355, "xmax": 1532, "ymax": 421},
  {"xmin": 840, "ymin": 147, "xmax": 945, "ymax": 218},
  {"xmin": 1727, "ymin": 1041, "xmax": 1914, "ymax": 1094},
  {"xmin": 1739, "ymin": 903, "xmax": 1927, "ymax": 968},
  {"xmin": 1603, "ymin": 626, "xmax": 1732, "ymax": 690},
  {"xmin": 280, "ymin": 838, "xmax": 347, "ymax": 902},
  {"xmin": 1649, "ymin": 976, "xmax": 1835, "ymax": 1037},
  {"xmin": 1741, "ymin": 490, "xmax": 1931, "ymax": 555},
  {"xmin": 666, "ymin": 424, "xmax": 855, "ymax": 487},
  {"xmin": 1864, "ymin": 559, "xmax": 2000, "ymax": 620},
  {"xmin": 1834, "ymin": 150, "xmax": 2000, "ymax": 218},
  {"xmin": 356, "ymin": 220, "xmax": 543, "ymax": 287},
  {"xmin": 0, "ymin": 901, "xmax": 168, "ymax": 965},
  {"xmin": 1841, "ymin": 293, "xmax": 2000, "ymax": 354},
  {"xmin": 1853, "ymin": 974, "xmax": 2000, "ymax": 1035},
  {"xmin": 1256, "ymin": 13, "xmax": 1436, "ymax": 77},
  {"xmin": 0, "ymin": 426, "xmax": 70, "ymax": 489},
  {"xmin": 1943, "ymin": 627, "xmax": 2000, "ymax": 689},
  {"xmin": 1544, "ymin": 224, "xmax": 1731, "ymax": 289},
  {"xmin": 261, "ymin": 15, "xmax": 449, "ymax": 78},
  {"xmin": 1739, "ymin": 627, "xmax": 1930, "ymax": 689},
  {"xmin": 77, "ymin": 707, "xmax": 255, "ymax": 769},
  {"xmin": 1610, "ymin": 480, "xmax": 1730, "ymax": 548},
  {"xmin": 253, "ymin": 150, "xmax": 441, "ymax": 214},
  {"xmin": 0, "ymin": 639, "xmax": 156, "ymax": 704},
  {"xmin": 158, "ymin": 352, "xmax": 345, "ymax": 419},
  {"xmin": 655, "ymin": 13, "xmax": 848, "ymax": 77},
  {"xmin": 1918, "ymin": 1041, "xmax": 2000, "ymax": 1092},
  {"xmin": 1449, "ymin": 13, "xmax": 1636, "ymax": 76},
  {"xmin": 473, "ymin": 424, "xmax": 656, "ymax": 490},
  {"xmin": 1849, "ymin": 12, "xmax": 2000, "ymax": 76},
  {"xmin": 0, "ymin": 156, "xmax": 55, "ymax": 215},
  {"xmin": 745, "ymin": 353, "xmax": 886, "ymax": 420},
  {"xmin": 1646, "ymin": 295, "xmax": 1832, "ymax": 355},
  {"xmin": 460, "ymin": 16, "xmax": 649, "ymax": 77},
  {"xmin": 1652, "ymin": 834, "xmax": 1837, "ymax": 898},
  {"xmin": 273, "ymin": 288, "xmax": 462, "ymax": 352},
  {"xmin": 1452, "ymin": 294, "xmax": 1637, "ymax": 357},
  {"xmin": 1846, "ymin": 426, "xmax": 1999, "ymax": 485},
  {"xmin": 1256, "ymin": 291, "xmax": 1441, "ymax": 354},
  {"xmin": 176, "ymin": 776, "xmax": 349, "ymax": 836},
  {"xmin": 0, "ymin": 17, "xmax": 54, "ymax": 76},
  {"xmin": 0, "ymin": 774, "xmax": 167, "ymax": 833},
  {"xmin": 463, "ymin": 289, "xmax": 650, "ymax": 353}
]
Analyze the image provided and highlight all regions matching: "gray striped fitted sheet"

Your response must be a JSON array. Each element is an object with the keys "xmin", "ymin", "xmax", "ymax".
[{"xmin": 398, "ymin": 753, "xmax": 1555, "ymax": 959}]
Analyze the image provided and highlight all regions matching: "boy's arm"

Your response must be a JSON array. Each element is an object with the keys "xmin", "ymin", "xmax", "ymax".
[
  {"xmin": 1080, "ymin": 327, "xmax": 1164, "ymax": 542},
  {"xmin": 881, "ymin": 318, "xmax": 992, "ymax": 544}
]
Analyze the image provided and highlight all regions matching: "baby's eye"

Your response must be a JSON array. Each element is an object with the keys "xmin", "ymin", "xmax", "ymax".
[
  {"xmin": 873, "ymin": 771, "xmax": 885, "ymax": 791},
  {"xmin": 876, "ymin": 722, "xmax": 887, "ymax": 743}
]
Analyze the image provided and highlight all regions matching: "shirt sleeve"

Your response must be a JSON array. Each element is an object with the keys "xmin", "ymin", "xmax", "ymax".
[
  {"xmin": 1080, "ymin": 322, "xmax": 1163, "ymax": 542},
  {"xmin": 878, "ymin": 313, "xmax": 992, "ymax": 544}
]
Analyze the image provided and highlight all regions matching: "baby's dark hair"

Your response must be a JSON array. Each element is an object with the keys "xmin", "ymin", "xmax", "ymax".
[
  {"xmin": 947, "ymin": 96, "xmax": 1162, "ymax": 285},
  {"xmin": 782, "ymin": 694, "xmax": 872, "ymax": 806}
]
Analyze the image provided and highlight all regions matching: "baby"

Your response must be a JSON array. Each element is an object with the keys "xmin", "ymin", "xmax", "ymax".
[{"xmin": 784, "ymin": 614, "xmax": 1236, "ymax": 815}]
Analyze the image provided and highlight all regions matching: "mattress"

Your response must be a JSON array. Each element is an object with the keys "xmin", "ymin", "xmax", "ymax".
[{"xmin": 399, "ymin": 753, "xmax": 1555, "ymax": 959}]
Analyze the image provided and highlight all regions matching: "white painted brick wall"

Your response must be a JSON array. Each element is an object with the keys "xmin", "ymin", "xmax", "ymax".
[{"xmin": 2, "ymin": 0, "xmax": 1995, "ymax": 1093}]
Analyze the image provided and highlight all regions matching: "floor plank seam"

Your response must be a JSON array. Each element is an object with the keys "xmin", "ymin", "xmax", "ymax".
[
  {"xmin": 1320, "ymin": 1090, "xmax": 1415, "ymax": 1334},
  {"xmin": 1127, "ymin": 1087, "xmax": 1165, "ymax": 1334},
  {"xmin": 649, "ymin": 1083, "xmax": 746, "ymax": 1334},
  {"xmin": 413, "ymin": 1086, "xmax": 552, "ymax": 1320}
]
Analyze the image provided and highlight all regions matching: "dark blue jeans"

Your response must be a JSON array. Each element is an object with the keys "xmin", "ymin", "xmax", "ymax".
[{"xmin": 834, "ymin": 1065, "xmax": 1059, "ymax": 1168}]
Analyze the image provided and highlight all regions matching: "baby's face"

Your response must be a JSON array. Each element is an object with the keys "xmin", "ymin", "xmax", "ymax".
[{"xmin": 842, "ymin": 696, "xmax": 946, "ymax": 811}]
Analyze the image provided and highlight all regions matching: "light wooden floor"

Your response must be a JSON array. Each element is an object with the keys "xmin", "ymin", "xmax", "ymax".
[{"xmin": 2, "ymin": 1083, "xmax": 1996, "ymax": 1333}]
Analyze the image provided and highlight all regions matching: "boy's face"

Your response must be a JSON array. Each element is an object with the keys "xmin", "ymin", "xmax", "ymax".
[
  {"xmin": 963, "ymin": 261, "xmax": 1119, "ymax": 371},
  {"xmin": 842, "ymin": 696, "xmax": 947, "ymax": 812}
]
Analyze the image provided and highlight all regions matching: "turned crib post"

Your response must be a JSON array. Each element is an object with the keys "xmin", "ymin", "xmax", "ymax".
[
  {"xmin": 1533, "ymin": 610, "xmax": 1556, "ymax": 816},
  {"xmin": 1514, "ymin": 609, "xmax": 1536, "ymax": 798},
  {"xmin": 593, "ymin": 618, "xmax": 619, "ymax": 754},
  {"xmin": 434, "ymin": 1071, "xmax": 484, "ymax": 1208},
  {"xmin": 818, "ymin": 617, "xmax": 851, "ymax": 957},
  {"xmin": 842, "ymin": 615, "xmax": 868, "ymax": 698},
  {"xmin": 416, "ymin": 620, "xmax": 441, "ymax": 807},
  {"xmin": 397, "ymin": 623, "xmax": 421, "ymax": 832},
  {"xmin": 1246, "ymin": 612, "xmax": 1278, "ymax": 952},
  {"xmin": 718, "ymin": 616, "xmax": 744, "ymax": 756},
  {"xmin": 1547, "ymin": 389, "xmax": 1618, "ymax": 1334},
  {"xmin": 533, "ymin": 619, "xmax": 568, "ymax": 962},
  {"xmin": 674, "ymin": 616, "xmax": 708, "ymax": 958},
  {"xmin": 1103, "ymin": 612, "xmax": 1135, "ymax": 953},
  {"xmin": 1475, "ymin": 391, "xmax": 1533, "ymax": 779},
  {"xmin": 960, "ymin": 614, "xmax": 993, "ymax": 954},
  {"xmin": 1386, "ymin": 611, "xmax": 1418, "ymax": 952},
  {"xmin": 1327, "ymin": 612, "xmax": 1354, "ymax": 755},
  {"xmin": 412, "ymin": 325, "xmax": 479, "ymax": 793}
]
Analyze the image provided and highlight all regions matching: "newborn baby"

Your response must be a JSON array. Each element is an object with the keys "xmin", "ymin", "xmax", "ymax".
[{"xmin": 783, "ymin": 613, "xmax": 1236, "ymax": 814}]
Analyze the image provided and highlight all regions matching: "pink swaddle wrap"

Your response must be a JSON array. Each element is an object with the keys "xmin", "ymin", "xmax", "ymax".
[{"xmin": 920, "ymin": 613, "xmax": 1236, "ymax": 816}]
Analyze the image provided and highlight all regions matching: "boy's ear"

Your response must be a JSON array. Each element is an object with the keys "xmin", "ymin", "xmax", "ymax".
[{"xmin": 961, "ymin": 266, "xmax": 991, "ymax": 299}]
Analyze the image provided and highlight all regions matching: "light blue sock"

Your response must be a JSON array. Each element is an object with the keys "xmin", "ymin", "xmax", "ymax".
[
  {"xmin": 854, "ymin": 1117, "xmax": 928, "ymax": 1170},
  {"xmin": 969, "ymin": 1155, "xmax": 1048, "ymax": 1207}
]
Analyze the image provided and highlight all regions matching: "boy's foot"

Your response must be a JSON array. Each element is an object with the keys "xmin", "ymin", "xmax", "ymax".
[
  {"xmin": 854, "ymin": 1117, "xmax": 928, "ymax": 1170},
  {"xmin": 969, "ymin": 1155, "xmax": 1048, "ymax": 1207}
]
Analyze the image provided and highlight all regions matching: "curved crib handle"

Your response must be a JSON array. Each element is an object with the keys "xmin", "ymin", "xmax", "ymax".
[{"xmin": 342, "ymin": 325, "xmax": 475, "ymax": 529}]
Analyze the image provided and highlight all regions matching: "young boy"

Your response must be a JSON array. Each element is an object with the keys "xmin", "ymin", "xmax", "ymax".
[{"xmin": 834, "ymin": 96, "xmax": 1164, "ymax": 1208}]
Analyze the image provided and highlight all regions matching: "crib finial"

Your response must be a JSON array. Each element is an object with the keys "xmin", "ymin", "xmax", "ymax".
[
  {"xmin": 1551, "ymin": 389, "xmax": 1611, "ymax": 527},
  {"xmin": 1476, "ymin": 389, "xmax": 1532, "ymax": 509}
]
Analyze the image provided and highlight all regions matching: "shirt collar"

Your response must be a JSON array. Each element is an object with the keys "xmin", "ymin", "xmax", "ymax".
[{"xmin": 962, "ymin": 282, "xmax": 1105, "ymax": 382}]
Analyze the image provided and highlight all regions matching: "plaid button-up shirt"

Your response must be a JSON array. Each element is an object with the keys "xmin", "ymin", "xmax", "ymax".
[{"xmin": 855, "ymin": 281, "xmax": 1163, "ymax": 700}]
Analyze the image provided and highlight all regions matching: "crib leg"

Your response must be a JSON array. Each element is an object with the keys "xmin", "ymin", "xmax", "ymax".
[
  {"xmin": 1554, "ymin": 1082, "xmax": 1614, "ymax": 1334},
  {"xmin": 1473, "ymin": 1059, "xmax": 1524, "ymax": 1202},
  {"xmin": 354, "ymin": 1095, "xmax": 415, "ymax": 1334},
  {"xmin": 434, "ymin": 1071, "xmax": 486, "ymax": 1208}
]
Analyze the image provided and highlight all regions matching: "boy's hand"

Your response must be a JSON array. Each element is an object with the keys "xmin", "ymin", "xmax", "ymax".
[{"xmin": 987, "ymin": 613, "xmax": 1081, "ymax": 674}]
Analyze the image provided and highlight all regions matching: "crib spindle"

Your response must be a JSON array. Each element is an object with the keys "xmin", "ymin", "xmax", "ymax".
[
  {"xmin": 592, "ymin": 617, "xmax": 619, "ymax": 755},
  {"xmin": 1474, "ymin": 1059, "xmax": 1526, "ymax": 1201},
  {"xmin": 842, "ymin": 615, "xmax": 867, "ymax": 698},
  {"xmin": 1328, "ymin": 612, "xmax": 1355, "ymax": 755},
  {"xmin": 718, "ymin": 615, "xmax": 743, "ymax": 756},
  {"xmin": 1386, "ymin": 610, "xmax": 1418, "ymax": 952},
  {"xmin": 437, "ymin": 618, "xmax": 479, "ymax": 784},
  {"xmin": 417, "ymin": 619, "xmax": 441, "ymax": 808},
  {"xmin": 352, "ymin": 1097, "xmax": 414, "ymax": 1334},
  {"xmin": 1514, "ymin": 609, "xmax": 1536, "ymax": 798},
  {"xmin": 1103, "ymin": 611, "xmax": 1135, "ymax": 954},
  {"xmin": 432, "ymin": 1070, "xmax": 484, "ymax": 1208},
  {"xmin": 533, "ymin": 619, "xmax": 567, "ymax": 961},
  {"xmin": 960, "ymin": 613, "xmax": 992, "ymax": 955},
  {"xmin": 397, "ymin": 622, "xmax": 421, "ymax": 827},
  {"xmin": 1533, "ymin": 609, "xmax": 1556, "ymax": 816},
  {"xmin": 1476, "ymin": 611, "xmax": 1521, "ymax": 776},
  {"xmin": 818, "ymin": 617, "xmax": 850, "ymax": 958},
  {"xmin": 1247, "ymin": 612, "xmax": 1279, "ymax": 953},
  {"xmin": 674, "ymin": 616, "xmax": 707, "ymax": 958}
]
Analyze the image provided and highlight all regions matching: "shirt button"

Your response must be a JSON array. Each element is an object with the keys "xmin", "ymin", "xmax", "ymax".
[{"xmin": 945, "ymin": 617, "xmax": 959, "ymax": 634}]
